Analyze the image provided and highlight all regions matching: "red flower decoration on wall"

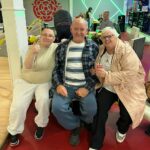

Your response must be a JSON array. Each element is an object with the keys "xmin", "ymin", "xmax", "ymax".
[{"xmin": 33, "ymin": 0, "xmax": 61, "ymax": 22}]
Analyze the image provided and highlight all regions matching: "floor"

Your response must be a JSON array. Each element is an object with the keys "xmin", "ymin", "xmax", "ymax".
[
  {"xmin": 0, "ymin": 57, "xmax": 12, "ymax": 149},
  {"xmin": 2, "ymin": 103, "xmax": 150, "ymax": 150}
]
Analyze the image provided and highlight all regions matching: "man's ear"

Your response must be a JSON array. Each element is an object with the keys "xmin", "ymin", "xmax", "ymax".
[
  {"xmin": 53, "ymin": 36, "xmax": 55, "ymax": 42},
  {"xmin": 86, "ymin": 28, "xmax": 88, "ymax": 34}
]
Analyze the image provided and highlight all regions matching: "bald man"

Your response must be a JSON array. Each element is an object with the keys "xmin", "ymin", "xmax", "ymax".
[
  {"xmin": 52, "ymin": 17, "xmax": 99, "ymax": 146},
  {"xmin": 99, "ymin": 11, "xmax": 114, "ymax": 30}
]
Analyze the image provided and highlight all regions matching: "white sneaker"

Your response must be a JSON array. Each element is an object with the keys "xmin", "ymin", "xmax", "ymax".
[
  {"xmin": 116, "ymin": 130, "xmax": 126, "ymax": 143},
  {"xmin": 89, "ymin": 148, "xmax": 97, "ymax": 150}
]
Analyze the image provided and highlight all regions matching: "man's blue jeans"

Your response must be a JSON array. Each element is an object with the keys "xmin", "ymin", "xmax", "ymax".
[{"xmin": 52, "ymin": 85, "xmax": 97, "ymax": 129}]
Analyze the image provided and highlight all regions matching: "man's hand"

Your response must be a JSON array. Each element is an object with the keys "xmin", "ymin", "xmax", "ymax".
[
  {"xmin": 76, "ymin": 87, "xmax": 89, "ymax": 98},
  {"xmin": 56, "ymin": 85, "xmax": 68, "ymax": 97}
]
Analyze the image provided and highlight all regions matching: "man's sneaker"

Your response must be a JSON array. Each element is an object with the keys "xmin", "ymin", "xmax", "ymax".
[
  {"xmin": 80, "ymin": 120, "xmax": 93, "ymax": 131},
  {"xmin": 34, "ymin": 127, "xmax": 44, "ymax": 140},
  {"xmin": 116, "ymin": 130, "xmax": 126, "ymax": 143},
  {"xmin": 10, "ymin": 134, "xmax": 19, "ymax": 147},
  {"xmin": 69, "ymin": 127, "xmax": 80, "ymax": 146}
]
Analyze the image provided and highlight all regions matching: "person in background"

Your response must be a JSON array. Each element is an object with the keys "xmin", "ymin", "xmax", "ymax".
[
  {"xmin": 99, "ymin": 11, "xmax": 114, "ymax": 30},
  {"xmin": 92, "ymin": 14, "xmax": 102, "ymax": 31},
  {"xmin": 98, "ymin": 14, "xmax": 103, "ymax": 24},
  {"xmin": 86, "ymin": 7, "xmax": 93, "ymax": 30},
  {"xmin": 89, "ymin": 27, "xmax": 147, "ymax": 150},
  {"xmin": 7, "ymin": 28, "xmax": 58, "ymax": 146},
  {"xmin": 138, "ymin": 0, "xmax": 143, "ymax": 11},
  {"xmin": 52, "ymin": 17, "xmax": 99, "ymax": 146}
]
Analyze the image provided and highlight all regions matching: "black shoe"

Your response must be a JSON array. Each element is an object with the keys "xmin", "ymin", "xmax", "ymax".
[
  {"xmin": 145, "ymin": 125, "xmax": 150, "ymax": 136},
  {"xmin": 85, "ymin": 123, "xmax": 93, "ymax": 132},
  {"xmin": 34, "ymin": 127, "xmax": 44, "ymax": 140},
  {"xmin": 80, "ymin": 120, "xmax": 93, "ymax": 131},
  {"xmin": 69, "ymin": 127, "xmax": 80, "ymax": 146},
  {"xmin": 10, "ymin": 134, "xmax": 19, "ymax": 147}
]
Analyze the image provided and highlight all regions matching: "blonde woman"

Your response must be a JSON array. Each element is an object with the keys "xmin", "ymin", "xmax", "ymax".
[{"xmin": 89, "ymin": 27, "xmax": 147, "ymax": 150}]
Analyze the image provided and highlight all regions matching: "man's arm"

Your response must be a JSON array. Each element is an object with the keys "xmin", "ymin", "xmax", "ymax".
[
  {"xmin": 52, "ymin": 44, "xmax": 64, "ymax": 89},
  {"xmin": 84, "ymin": 42, "xmax": 99, "ymax": 92}
]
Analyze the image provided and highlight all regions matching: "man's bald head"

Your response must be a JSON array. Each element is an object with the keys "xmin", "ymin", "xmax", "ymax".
[
  {"xmin": 71, "ymin": 17, "xmax": 88, "ymax": 28},
  {"xmin": 70, "ymin": 17, "xmax": 88, "ymax": 43}
]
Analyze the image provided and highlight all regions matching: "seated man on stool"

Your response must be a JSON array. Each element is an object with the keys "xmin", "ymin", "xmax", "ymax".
[{"xmin": 52, "ymin": 17, "xmax": 99, "ymax": 146}]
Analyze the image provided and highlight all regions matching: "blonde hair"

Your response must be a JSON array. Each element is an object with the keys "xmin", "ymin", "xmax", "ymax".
[{"xmin": 101, "ymin": 27, "xmax": 119, "ymax": 37}]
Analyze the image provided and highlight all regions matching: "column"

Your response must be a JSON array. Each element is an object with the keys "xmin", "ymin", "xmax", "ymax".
[
  {"xmin": 69, "ymin": 0, "xmax": 73, "ymax": 17},
  {"xmin": 1, "ymin": 0, "xmax": 28, "ymax": 84}
]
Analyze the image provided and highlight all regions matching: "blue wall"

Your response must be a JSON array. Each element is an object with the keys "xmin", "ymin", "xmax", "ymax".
[{"xmin": 73, "ymin": 0, "xmax": 125, "ymax": 22}]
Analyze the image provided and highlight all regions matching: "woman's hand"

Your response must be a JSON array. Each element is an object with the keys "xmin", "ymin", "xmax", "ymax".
[
  {"xmin": 24, "ymin": 44, "xmax": 41, "ymax": 69},
  {"xmin": 30, "ymin": 44, "xmax": 40, "ymax": 55},
  {"xmin": 95, "ymin": 64, "xmax": 107, "ymax": 78}
]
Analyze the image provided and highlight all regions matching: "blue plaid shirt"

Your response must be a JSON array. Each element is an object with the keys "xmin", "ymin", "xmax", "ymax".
[{"xmin": 52, "ymin": 38, "xmax": 99, "ymax": 92}]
